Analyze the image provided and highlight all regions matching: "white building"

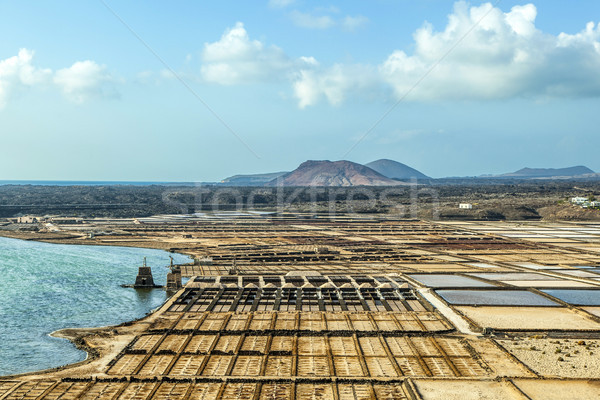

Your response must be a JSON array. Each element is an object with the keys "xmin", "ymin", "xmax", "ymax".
[
  {"xmin": 459, "ymin": 203, "xmax": 473, "ymax": 209},
  {"xmin": 17, "ymin": 216, "xmax": 38, "ymax": 224},
  {"xmin": 571, "ymin": 197, "xmax": 589, "ymax": 205}
]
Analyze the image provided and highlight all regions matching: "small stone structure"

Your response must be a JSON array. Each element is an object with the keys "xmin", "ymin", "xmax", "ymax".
[
  {"xmin": 134, "ymin": 257, "xmax": 156, "ymax": 288},
  {"xmin": 166, "ymin": 256, "xmax": 182, "ymax": 291}
]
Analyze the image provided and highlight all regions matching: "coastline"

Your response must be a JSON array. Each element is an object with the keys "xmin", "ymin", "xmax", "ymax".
[
  {"xmin": 1, "ymin": 285, "xmax": 186, "ymax": 381},
  {"xmin": 0, "ymin": 232, "xmax": 193, "ymax": 379},
  {"xmin": 0, "ymin": 230, "xmax": 190, "ymax": 252}
]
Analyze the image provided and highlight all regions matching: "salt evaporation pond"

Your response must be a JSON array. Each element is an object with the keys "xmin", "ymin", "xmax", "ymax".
[
  {"xmin": 436, "ymin": 289, "xmax": 560, "ymax": 306},
  {"xmin": 541, "ymin": 289, "xmax": 600, "ymax": 305},
  {"xmin": 0, "ymin": 236, "xmax": 191, "ymax": 376},
  {"xmin": 468, "ymin": 272, "xmax": 557, "ymax": 281},
  {"xmin": 409, "ymin": 274, "xmax": 495, "ymax": 288},
  {"xmin": 548, "ymin": 269, "xmax": 600, "ymax": 278}
]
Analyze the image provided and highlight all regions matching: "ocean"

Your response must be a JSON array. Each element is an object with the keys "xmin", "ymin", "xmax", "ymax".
[
  {"xmin": 0, "ymin": 180, "xmax": 198, "ymax": 186},
  {"xmin": 0, "ymin": 237, "xmax": 191, "ymax": 376}
]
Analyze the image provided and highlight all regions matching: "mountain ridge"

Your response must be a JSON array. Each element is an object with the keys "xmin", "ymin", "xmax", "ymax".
[
  {"xmin": 269, "ymin": 160, "xmax": 406, "ymax": 186},
  {"xmin": 221, "ymin": 171, "xmax": 288, "ymax": 186},
  {"xmin": 495, "ymin": 166, "xmax": 595, "ymax": 178},
  {"xmin": 365, "ymin": 159, "xmax": 430, "ymax": 180},
  {"xmin": 219, "ymin": 161, "xmax": 599, "ymax": 185}
]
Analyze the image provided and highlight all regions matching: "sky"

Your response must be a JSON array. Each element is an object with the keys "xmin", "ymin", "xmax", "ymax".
[{"xmin": 1, "ymin": 0, "xmax": 599, "ymax": 181}]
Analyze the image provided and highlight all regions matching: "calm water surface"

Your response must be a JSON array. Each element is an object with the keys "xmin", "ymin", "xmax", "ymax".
[
  {"xmin": 436, "ymin": 289, "xmax": 560, "ymax": 306},
  {"xmin": 409, "ymin": 274, "xmax": 495, "ymax": 288},
  {"xmin": 0, "ymin": 237, "xmax": 191, "ymax": 376},
  {"xmin": 542, "ymin": 289, "xmax": 600, "ymax": 305}
]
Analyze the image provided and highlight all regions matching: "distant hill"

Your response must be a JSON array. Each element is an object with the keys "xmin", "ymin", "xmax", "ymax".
[
  {"xmin": 497, "ymin": 166, "xmax": 595, "ymax": 179},
  {"xmin": 270, "ymin": 160, "xmax": 405, "ymax": 186},
  {"xmin": 365, "ymin": 159, "xmax": 430, "ymax": 180},
  {"xmin": 221, "ymin": 171, "xmax": 288, "ymax": 186}
]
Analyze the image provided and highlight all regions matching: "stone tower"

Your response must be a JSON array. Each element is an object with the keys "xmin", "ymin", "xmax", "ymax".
[{"xmin": 134, "ymin": 257, "xmax": 156, "ymax": 288}]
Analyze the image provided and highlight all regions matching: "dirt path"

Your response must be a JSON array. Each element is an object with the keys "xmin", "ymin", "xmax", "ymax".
[{"xmin": 417, "ymin": 288, "xmax": 480, "ymax": 336}]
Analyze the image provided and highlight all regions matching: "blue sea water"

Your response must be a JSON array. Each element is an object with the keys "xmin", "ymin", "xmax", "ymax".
[
  {"xmin": 0, "ymin": 237, "xmax": 191, "ymax": 376},
  {"xmin": 0, "ymin": 180, "xmax": 197, "ymax": 186}
]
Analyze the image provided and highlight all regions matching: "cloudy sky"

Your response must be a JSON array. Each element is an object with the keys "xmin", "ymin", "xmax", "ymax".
[{"xmin": 1, "ymin": 0, "xmax": 599, "ymax": 181}]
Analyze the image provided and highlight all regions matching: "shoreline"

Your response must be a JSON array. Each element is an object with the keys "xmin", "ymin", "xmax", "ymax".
[
  {"xmin": 0, "ymin": 229, "xmax": 193, "ymax": 252},
  {"xmin": 0, "ymin": 233, "xmax": 192, "ymax": 379},
  {"xmin": 0, "ymin": 285, "xmax": 185, "ymax": 380}
]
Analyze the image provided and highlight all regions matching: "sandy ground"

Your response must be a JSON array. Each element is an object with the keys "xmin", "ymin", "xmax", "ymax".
[
  {"xmin": 582, "ymin": 307, "xmax": 600, "ymax": 318},
  {"xmin": 455, "ymin": 306, "xmax": 600, "ymax": 331},
  {"xmin": 413, "ymin": 379, "xmax": 527, "ymax": 400},
  {"xmin": 496, "ymin": 337, "xmax": 600, "ymax": 378},
  {"xmin": 465, "ymin": 339, "xmax": 534, "ymax": 377},
  {"xmin": 513, "ymin": 379, "xmax": 600, "ymax": 399}
]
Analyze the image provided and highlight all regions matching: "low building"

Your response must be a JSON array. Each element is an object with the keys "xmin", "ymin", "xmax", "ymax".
[
  {"xmin": 17, "ymin": 216, "xmax": 39, "ymax": 224},
  {"xmin": 459, "ymin": 203, "xmax": 473, "ymax": 209},
  {"xmin": 571, "ymin": 197, "xmax": 589, "ymax": 205}
]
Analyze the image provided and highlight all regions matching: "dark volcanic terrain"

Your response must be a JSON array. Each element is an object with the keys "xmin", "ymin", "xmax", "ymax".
[{"xmin": 1, "ymin": 181, "xmax": 600, "ymax": 222}]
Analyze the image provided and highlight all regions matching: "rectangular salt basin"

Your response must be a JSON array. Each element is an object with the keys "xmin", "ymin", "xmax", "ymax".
[
  {"xmin": 541, "ymin": 289, "xmax": 600, "ymax": 305},
  {"xmin": 548, "ymin": 269, "xmax": 600, "ymax": 278},
  {"xmin": 408, "ymin": 274, "xmax": 495, "ymax": 288},
  {"xmin": 436, "ymin": 290, "xmax": 560, "ymax": 306},
  {"xmin": 531, "ymin": 230, "xmax": 574, "ymax": 234},
  {"xmin": 552, "ymin": 234, "xmax": 597, "ymax": 238},
  {"xmin": 513, "ymin": 262, "xmax": 555, "ymax": 270},
  {"xmin": 503, "ymin": 234, "xmax": 552, "ymax": 238},
  {"xmin": 557, "ymin": 227, "xmax": 600, "ymax": 232},
  {"xmin": 467, "ymin": 263, "xmax": 502, "ymax": 269},
  {"xmin": 469, "ymin": 272, "xmax": 556, "ymax": 281},
  {"xmin": 502, "ymin": 280, "xmax": 595, "ymax": 288},
  {"xmin": 455, "ymin": 306, "xmax": 600, "ymax": 331}
]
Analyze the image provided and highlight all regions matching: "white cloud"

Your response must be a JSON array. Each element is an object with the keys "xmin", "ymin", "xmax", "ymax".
[
  {"xmin": 289, "ymin": 10, "xmax": 335, "ymax": 30},
  {"xmin": 0, "ymin": 49, "xmax": 51, "ymax": 108},
  {"xmin": 54, "ymin": 61, "xmax": 118, "ymax": 103},
  {"xmin": 287, "ymin": 10, "xmax": 367, "ymax": 31},
  {"xmin": 293, "ymin": 1, "xmax": 600, "ymax": 107},
  {"xmin": 199, "ymin": 3, "xmax": 600, "ymax": 108},
  {"xmin": 292, "ymin": 64, "xmax": 381, "ymax": 108},
  {"xmin": 380, "ymin": 2, "xmax": 600, "ymax": 101},
  {"xmin": 201, "ymin": 22, "xmax": 314, "ymax": 85},
  {"xmin": 268, "ymin": 0, "xmax": 295, "ymax": 8},
  {"xmin": 0, "ymin": 49, "xmax": 119, "ymax": 108},
  {"xmin": 341, "ymin": 15, "xmax": 369, "ymax": 32}
]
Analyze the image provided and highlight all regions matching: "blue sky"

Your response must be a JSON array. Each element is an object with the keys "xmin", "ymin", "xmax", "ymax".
[{"xmin": 1, "ymin": 0, "xmax": 599, "ymax": 181}]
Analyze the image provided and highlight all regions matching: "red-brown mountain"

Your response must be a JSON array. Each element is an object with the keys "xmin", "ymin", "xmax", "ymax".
[{"xmin": 269, "ymin": 160, "xmax": 406, "ymax": 186}]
